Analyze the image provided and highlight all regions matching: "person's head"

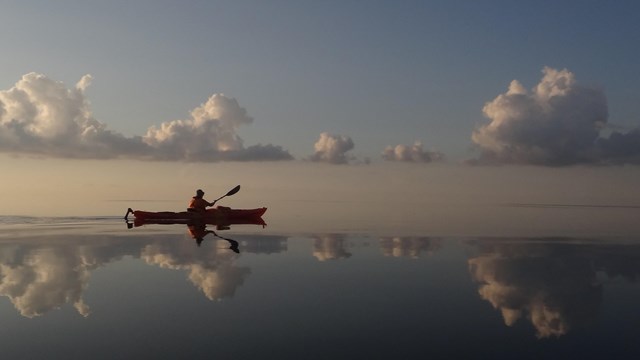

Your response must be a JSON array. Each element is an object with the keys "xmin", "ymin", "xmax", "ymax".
[{"xmin": 196, "ymin": 189, "xmax": 205, "ymax": 197}]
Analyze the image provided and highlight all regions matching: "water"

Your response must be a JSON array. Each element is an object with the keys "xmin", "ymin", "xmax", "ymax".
[{"xmin": 1, "ymin": 216, "xmax": 639, "ymax": 359}]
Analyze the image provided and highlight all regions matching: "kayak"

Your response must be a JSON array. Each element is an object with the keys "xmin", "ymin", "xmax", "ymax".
[{"xmin": 125, "ymin": 206, "xmax": 267, "ymax": 227}]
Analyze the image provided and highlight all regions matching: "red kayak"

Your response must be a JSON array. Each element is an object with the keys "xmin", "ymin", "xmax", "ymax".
[{"xmin": 125, "ymin": 206, "xmax": 267, "ymax": 227}]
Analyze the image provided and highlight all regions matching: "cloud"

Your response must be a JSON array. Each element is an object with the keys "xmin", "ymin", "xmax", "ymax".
[
  {"xmin": 471, "ymin": 67, "xmax": 610, "ymax": 166},
  {"xmin": 307, "ymin": 132, "xmax": 355, "ymax": 164},
  {"xmin": 142, "ymin": 93, "xmax": 292, "ymax": 161},
  {"xmin": 596, "ymin": 129, "xmax": 640, "ymax": 164},
  {"xmin": 470, "ymin": 67, "xmax": 640, "ymax": 166},
  {"xmin": 0, "ymin": 73, "xmax": 147, "ymax": 159},
  {"xmin": 0, "ymin": 72, "xmax": 293, "ymax": 162},
  {"xmin": 381, "ymin": 141, "xmax": 443, "ymax": 163}
]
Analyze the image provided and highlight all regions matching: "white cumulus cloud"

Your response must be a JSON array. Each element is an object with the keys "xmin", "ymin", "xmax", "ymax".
[
  {"xmin": 0, "ymin": 72, "xmax": 292, "ymax": 162},
  {"xmin": 0, "ymin": 72, "xmax": 147, "ymax": 159},
  {"xmin": 381, "ymin": 141, "xmax": 443, "ymax": 163},
  {"xmin": 471, "ymin": 67, "xmax": 608, "ymax": 166},
  {"xmin": 471, "ymin": 67, "xmax": 640, "ymax": 166},
  {"xmin": 307, "ymin": 132, "xmax": 355, "ymax": 164},
  {"xmin": 143, "ymin": 93, "xmax": 291, "ymax": 161}
]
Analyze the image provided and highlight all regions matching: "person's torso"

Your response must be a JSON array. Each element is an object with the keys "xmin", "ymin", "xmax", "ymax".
[{"xmin": 188, "ymin": 197, "xmax": 208, "ymax": 210}]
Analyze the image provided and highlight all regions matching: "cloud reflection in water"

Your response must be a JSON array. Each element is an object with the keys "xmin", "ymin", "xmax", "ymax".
[
  {"xmin": 0, "ymin": 232, "xmax": 288, "ymax": 316},
  {"xmin": 379, "ymin": 237, "xmax": 443, "ymax": 258},
  {"xmin": 141, "ymin": 241, "xmax": 250, "ymax": 301},
  {"xmin": 0, "ymin": 246, "xmax": 92, "ymax": 317},
  {"xmin": 312, "ymin": 234, "xmax": 352, "ymax": 261},
  {"xmin": 467, "ymin": 239, "xmax": 640, "ymax": 338},
  {"xmin": 2, "ymin": 228, "xmax": 640, "ymax": 339}
]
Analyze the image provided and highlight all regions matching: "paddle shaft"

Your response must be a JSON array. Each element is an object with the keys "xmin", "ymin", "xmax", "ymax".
[{"xmin": 212, "ymin": 185, "xmax": 241, "ymax": 205}]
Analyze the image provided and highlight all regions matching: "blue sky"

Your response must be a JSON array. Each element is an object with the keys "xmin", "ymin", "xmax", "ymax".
[{"xmin": 1, "ymin": 0, "xmax": 639, "ymax": 162}]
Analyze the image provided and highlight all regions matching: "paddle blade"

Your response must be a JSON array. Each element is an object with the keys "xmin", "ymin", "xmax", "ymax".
[{"xmin": 225, "ymin": 185, "xmax": 241, "ymax": 197}]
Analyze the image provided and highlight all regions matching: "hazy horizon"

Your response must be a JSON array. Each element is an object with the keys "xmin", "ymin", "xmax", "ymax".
[{"xmin": 2, "ymin": 155, "xmax": 639, "ymax": 237}]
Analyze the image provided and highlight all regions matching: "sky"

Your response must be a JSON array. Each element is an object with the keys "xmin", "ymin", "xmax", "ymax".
[{"xmin": 1, "ymin": 0, "xmax": 640, "ymax": 220}]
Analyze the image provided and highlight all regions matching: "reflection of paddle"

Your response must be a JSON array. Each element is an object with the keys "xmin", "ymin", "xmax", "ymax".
[
  {"xmin": 212, "ymin": 185, "xmax": 241, "ymax": 206},
  {"xmin": 211, "ymin": 230, "xmax": 240, "ymax": 253}
]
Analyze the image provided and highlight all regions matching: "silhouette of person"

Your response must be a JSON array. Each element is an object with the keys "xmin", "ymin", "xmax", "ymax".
[
  {"xmin": 188, "ymin": 189, "xmax": 216, "ymax": 213},
  {"xmin": 187, "ymin": 223, "xmax": 239, "ymax": 253}
]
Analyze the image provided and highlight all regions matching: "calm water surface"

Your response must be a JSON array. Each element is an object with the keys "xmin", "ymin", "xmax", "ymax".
[{"xmin": 0, "ymin": 216, "xmax": 639, "ymax": 359}]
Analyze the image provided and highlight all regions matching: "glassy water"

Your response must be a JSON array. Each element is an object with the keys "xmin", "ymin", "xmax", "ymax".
[{"xmin": 1, "ymin": 217, "xmax": 639, "ymax": 359}]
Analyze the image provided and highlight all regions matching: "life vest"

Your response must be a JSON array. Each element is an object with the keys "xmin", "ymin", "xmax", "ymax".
[{"xmin": 188, "ymin": 197, "xmax": 209, "ymax": 211}]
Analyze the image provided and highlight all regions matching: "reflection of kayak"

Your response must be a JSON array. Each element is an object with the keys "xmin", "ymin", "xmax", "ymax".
[{"xmin": 126, "ymin": 206, "xmax": 267, "ymax": 227}]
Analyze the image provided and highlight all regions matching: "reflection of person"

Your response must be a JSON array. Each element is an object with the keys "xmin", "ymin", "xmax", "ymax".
[
  {"xmin": 187, "ymin": 223, "xmax": 239, "ymax": 253},
  {"xmin": 188, "ymin": 189, "xmax": 215, "ymax": 213},
  {"xmin": 187, "ymin": 223, "xmax": 211, "ymax": 246}
]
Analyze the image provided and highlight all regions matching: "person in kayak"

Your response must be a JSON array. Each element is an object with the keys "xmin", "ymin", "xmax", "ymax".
[{"xmin": 188, "ymin": 189, "xmax": 216, "ymax": 212}]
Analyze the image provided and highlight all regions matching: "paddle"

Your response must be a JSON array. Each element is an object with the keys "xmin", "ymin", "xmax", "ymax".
[
  {"xmin": 211, "ymin": 185, "xmax": 241, "ymax": 206},
  {"xmin": 211, "ymin": 230, "xmax": 240, "ymax": 253}
]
